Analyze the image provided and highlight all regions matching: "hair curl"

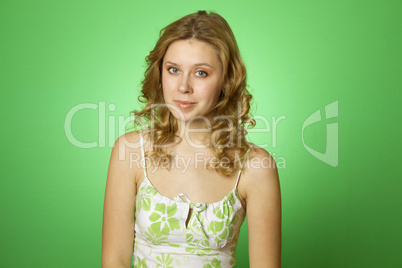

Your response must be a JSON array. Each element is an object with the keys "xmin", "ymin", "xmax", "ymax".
[{"xmin": 130, "ymin": 10, "xmax": 255, "ymax": 176}]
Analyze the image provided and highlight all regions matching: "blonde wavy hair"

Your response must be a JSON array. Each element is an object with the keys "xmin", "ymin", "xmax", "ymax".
[{"xmin": 131, "ymin": 10, "xmax": 255, "ymax": 176}]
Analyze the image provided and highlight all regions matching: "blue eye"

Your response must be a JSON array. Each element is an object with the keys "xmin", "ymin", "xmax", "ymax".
[
  {"xmin": 168, "ymin": 67, "xmax": 179, "ymax": 74},
  {"xmin": 196, "ymin": 70, "xmax": 207, "ymax": 77}
]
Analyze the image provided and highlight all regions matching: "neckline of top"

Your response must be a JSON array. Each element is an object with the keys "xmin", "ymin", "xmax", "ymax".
[{"xmin": 139, "ymin": 175, "xmax": 244, "ymax": 208}]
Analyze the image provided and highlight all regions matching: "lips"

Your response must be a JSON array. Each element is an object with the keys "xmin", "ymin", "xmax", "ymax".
[{"xmin": 174, "ymin": 100, "xmax": 197, "ymax": 110}]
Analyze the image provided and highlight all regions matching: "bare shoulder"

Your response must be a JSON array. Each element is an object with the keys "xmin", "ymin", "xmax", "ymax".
[
  {"xmin": 238, "ymin": 145, "xmax": 280, "ymax": 206},
  {"xmin": 109, "ymin": 130, "xmax": 145, "ymax": 184},
  {"xmin": 103, "ymin": 130, "xmax": 143, "ymax": 266},
  {"xmin": 112, "ymin": 131, "xmax": 141, "ymax": 158},
  {"xmin": 240, "ymin": 144, "xmax": 282, "ymax": 266},
  {"xmin": 247, "ymin": 145, "xmax": 277, "ymax": 168},
  {"xmin": 243, "ymin": 145, "xmax": 278, "ymax": 181},
  {"xmin": 115, "ymin": 130, "xmax": 141, "ymax": 146}
]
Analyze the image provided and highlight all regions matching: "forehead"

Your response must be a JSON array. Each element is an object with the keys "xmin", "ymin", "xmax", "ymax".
[{"xmin": 163, "ymin": 39, "xmax": 221, "ymax": 67}]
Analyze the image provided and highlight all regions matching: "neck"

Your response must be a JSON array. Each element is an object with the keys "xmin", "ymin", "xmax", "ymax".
[{"xmin": 175, "ymin": 117, "xmax": 212, "ymax": 148}]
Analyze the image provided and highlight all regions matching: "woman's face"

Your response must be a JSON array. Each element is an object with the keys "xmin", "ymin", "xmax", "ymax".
[{"xmin": 161, "ymin": 39, "xmax": 223, "ymax": 123}]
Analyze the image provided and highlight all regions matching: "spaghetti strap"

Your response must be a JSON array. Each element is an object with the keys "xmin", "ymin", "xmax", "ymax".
[
  {"xmin": 235, "ymin": 148, "xmax": 251, "ymax": 189},
  {"xmin": 139, "ymin": 130, "xmax": 148, "ymax": 178}
]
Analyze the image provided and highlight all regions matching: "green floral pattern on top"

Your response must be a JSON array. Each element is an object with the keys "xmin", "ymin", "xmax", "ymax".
[
  {"xmin": 136, "ymin": 185, "xmax": 157, "ymax": 213},
  {"xmin": 203, "ymin": 258, "xmax": 222, "ymax": 268},
  {"xmin": 156, "ymin": 253, "xmax": 174, "ymax": 268},
  {"xmin": 133, "ymin": 130, "xmax": 249, "ymax": 268},
  {"xmin": 149, "ymin": 202, "xmax": 181, "ymax": 236},
  {"xmin": 133, "ymin": 257, "xmax": 147, "ymax": 268}
]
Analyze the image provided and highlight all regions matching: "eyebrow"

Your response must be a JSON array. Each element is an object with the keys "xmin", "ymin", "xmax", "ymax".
[{"xmin": 164, "ymin": 61, "xmax": 215, "ymax": 70}]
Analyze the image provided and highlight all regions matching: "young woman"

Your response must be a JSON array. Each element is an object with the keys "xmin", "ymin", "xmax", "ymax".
[{"xmin": 102, "ymin": 11, "xmax": 281, "ymax": 268}]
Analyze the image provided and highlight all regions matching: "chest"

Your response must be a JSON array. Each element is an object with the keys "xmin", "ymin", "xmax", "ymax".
[
  {"xmin": 134, "ymin": 177, "xmax": 246, "ymax": 250},
  {"xmin": 142, "ymin": 158, "xmax": 240, "ymax": 204}
]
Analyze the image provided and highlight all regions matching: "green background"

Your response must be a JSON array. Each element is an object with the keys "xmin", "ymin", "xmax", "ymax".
[{"xmin": 1, "ymin": 0, "xmax": 401, "ymax": 267}]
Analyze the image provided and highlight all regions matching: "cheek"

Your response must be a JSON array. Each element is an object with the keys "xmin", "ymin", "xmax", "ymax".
[
  {"xmin": 201, "ymin": 82, "xmax": 222, "ymax": 102},
  {"xmin": 161, "ymin": 76, "xmax": 174, "ymax": 96}
]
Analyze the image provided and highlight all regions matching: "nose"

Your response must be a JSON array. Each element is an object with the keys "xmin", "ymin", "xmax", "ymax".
[{"xmin": 178, "ymin": 74, "xmax": 192, "ymax": 94}]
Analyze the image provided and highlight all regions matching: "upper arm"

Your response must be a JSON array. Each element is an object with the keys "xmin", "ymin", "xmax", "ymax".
[
  {"xmin": 243, "ymin": 147, "xmax": 282, "ymax": 267},
  {"xmin": 102, "ymin": 132, "xmax": 141, "ymax": 267}
]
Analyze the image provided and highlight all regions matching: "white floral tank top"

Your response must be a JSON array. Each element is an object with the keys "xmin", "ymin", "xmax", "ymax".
[{"xmin": 133, "ymin": 130, "xmax": 249, "ymax": 268}]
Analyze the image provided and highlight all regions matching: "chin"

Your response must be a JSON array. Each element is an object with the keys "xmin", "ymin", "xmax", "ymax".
[{"xmin": 171, "ymin": 112, "xmax": 210, "ymax": 123}]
